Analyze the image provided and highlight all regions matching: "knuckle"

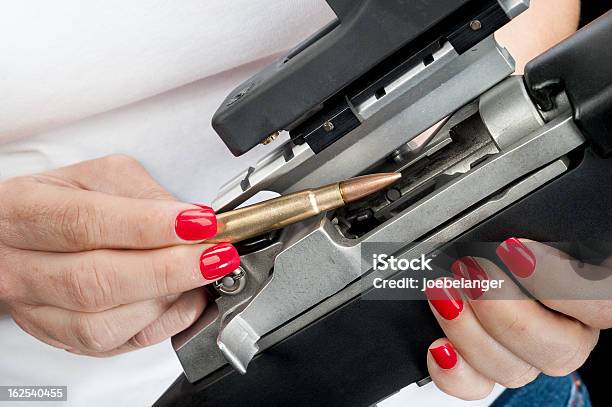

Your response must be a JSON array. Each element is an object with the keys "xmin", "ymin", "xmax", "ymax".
[
  {"xmin": 175, "ymin": 297, "xmax": 203, "ymax": 328},
  {"xmin": 0, "ymin": 270, "xmax": 12, "ymax": 301},
  {"xmin": 65, "ymin": 269, "xmax": 94, "ymax": 310},
  {"xmin": 0, "ymin": 178, "xmax": 32, "ymax": 224},
  {"xmin": 53, "ymin": 202, "xmax": 102, "ymax": 248},
  {"xmin": 64, "ymin": 255, "xmax": 114, "ymax": 311},
  {"xmin": 129, "ymin": 329, "xmax": 152, "ymax": 349},
  {"xmin": 0, "ymin": 249, "xmax": 23, "ymax": 302},
  {"xmin": 174, "ymin": 308, "xmax": 196, "ymax": 330},
  {"xmin": 100, "ymin": 154, "xmax": 142, "ymax": 171},
  {"xmin": 542, "ymin": 333, "xmax": 595, "ymax": 376},
  {"xmin": 0, "ymin": 259, "xmax": 12, "ymax": 301},
  {"xmin": 151, "ymin": 247, "xmax": 186, "ymax": 295},
  {"xmin": 72, "ymin": 314, "xmax": 103, "ymax": 351},
  {"xmin": 128, "ymin": 297, "xmax": 176, "ymax": 349},
  {"xmin": 501, "ymin": 366, "xmax": 541, "ymax": 389},
  {"xmin": 133, "ymin": 186, "xmax": 173, "ymax": 201},
  {"xmin": 0, "ymin": 181, "xmax": 13, "ymax": 223},
  {"xmin": 586, "ymin": 303, "xmax": 612, "ymax": 329},
  {"xmin": 72, "ymin": 314, "xmax": 117, "ymax": 352},
  {"xmin": 493, "ymin": 304, "xmax": 525, "ymax": 339}
]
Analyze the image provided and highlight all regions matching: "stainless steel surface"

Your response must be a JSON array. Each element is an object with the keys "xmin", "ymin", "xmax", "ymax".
[
  {"xmin": 174, "ymin": 14, "xmax": 550, "ymax": 381},
  {"xmin": 353, "ymin": 41, "xmax": 456, "ymax": 119},
  {"xmin": 479, "ymin": 76, "xmax": 544, "ymax": 149},
  {"xmin": 498, "ymin": 0, "xmax": 530, "ymax": 18},
  {"xmin": 172, "ymin": 243, "xmax": 282, "ymax": 382},
  {"xmin": 287, "ymin": 36, "xmax": 514, "ymax": 194},
  {"xmin": 217, "ymin": 114, "xmax": 584, "ymax": 373},
  {"xmin": 213, "ymin": 142, "xmax": 313, "ymax": 211},
  {"xmin": 257, "ymin": 158, "xmax": 570, "ymax": 357},
  {"xmin": 214, "ymin": 268, "xmax": 247, "ymax": 296},
  {"xmin": 213, "ymin": 36, "xmax": 515, "ymax": 212}
]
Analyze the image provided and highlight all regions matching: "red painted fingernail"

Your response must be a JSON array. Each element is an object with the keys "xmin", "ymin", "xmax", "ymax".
[
  {"xmin": 451, "ymin": 256, "xmax": 488, "ymax": 299},
  {"xmin": 430, "ymin": 343, "xmax": 458, "ymax": 369},
  {"xmin": 496, "ymin": 237, "xmax": 536, "ymax": 278},
  {"xmin": 425, "ymin": 283, "xmax": 463, "ymax": 320},
  {"xmin": 175, "ymin": 205, "xmax": 217, "ymax": 241},
  {"xmin": 200, "ymin": 243, "xmax": 240, "ymax": 280}
]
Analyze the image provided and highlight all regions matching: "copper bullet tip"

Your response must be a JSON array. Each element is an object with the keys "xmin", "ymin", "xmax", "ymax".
[{"xmin": 339, "ymin": 172, "xmax": 402, "ymax": 203}]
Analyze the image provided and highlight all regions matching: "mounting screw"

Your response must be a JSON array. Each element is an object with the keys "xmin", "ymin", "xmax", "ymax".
[
  {"xmin": 226, "ymin": 83, "xmax": 254, "ymax": 107},
  {"xmin": 386, "ymin": 188, "xmax": 402, "ymax": 202},
  {"xmin": 322, "ymin": 121, "xmax": 335, "ymax": 133},
  {"xmin": 469, "ymin": 20, "xmax": 482, "ymax": 31},
  {"xmin": 214, "ymin": 268, "xmax": 246, "ymax": 295},
  {"xmin": 261, "ymin": 131, "xmax": 280, "ymax": 145}
]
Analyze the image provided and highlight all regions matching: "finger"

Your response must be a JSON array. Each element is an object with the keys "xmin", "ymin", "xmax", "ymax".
[
  {"xmin": 496, "ymin": 238, "xmax": 612, "ymax": 328},
  {"xmin": 427, "ymin": 338, "xmax": 495, "ymax": 401},
  {"xmin": 457, "ymin": 257, "xmax": 599, "ymax": 377},
  {"xmin": 67, "ymin": 288, "xmax": 208, "ymax": 357},
  {"xmin": 425, "ymin": 278, "xmax": 541, "ymax": 388},
  {"xmin": 0, "ymin": 178, "xmax": 217, "ymax": 251},
  {"xmin": 15, "ymin": 296, "xmax": 176, "ymax": 353},
  {"xmin": 11, "ymin": 243, "xmax": 239, "ymax": 311},
  {"xmin": 39, "ymin": 155, "xmax": 175, "ymax": 200},
  {"xmin": 10, "ymin": 305, "xmax": 74, "ymax": 350}
]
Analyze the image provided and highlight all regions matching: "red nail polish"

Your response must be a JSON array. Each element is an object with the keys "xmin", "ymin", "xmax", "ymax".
[
  {"xmin": 175, "ymin": 205, "xmax": 217, "ymax": 241},
  {"xmin": 496, "ymin": 237, "xmax": 536, "ymax": 278},
  {"xmin": 200, "ymin": 243, "xmax": 240, "ymax": 280},
  {"xmin": 451, "ymin": 257, "xmax": 488, "ymax": 299},
  {"xmin": 430, "ymin": 343, "xmax": 458, "ymax": 369},
  {"xmin": 425, "ymin": 283, "xmax": 463, "ymax": 320}
]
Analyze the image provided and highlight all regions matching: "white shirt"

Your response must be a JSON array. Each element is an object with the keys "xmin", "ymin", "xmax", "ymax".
[{"xmin": 0, "ymin": 1, "xmax": 504, "ymax": 405}]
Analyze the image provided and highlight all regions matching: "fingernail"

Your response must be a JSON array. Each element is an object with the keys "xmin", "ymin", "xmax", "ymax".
[
  {"xmin": 496, "ymin": 237, "xmax": 536, "ymax": 278},
  {"xmin": 425, "ymin": 283, "xmax": 463, "ymax": 320},
  {"xmin": 200, "ymin": 243, "xmax": 240, "ymax": 280},
  {"xmin": 175, "ymin": 205, "xmax": 217, "ymax": 241},
  {"xmin": 430, "ymin": 343, "xmax": 458, "ymax": 369},
  {"xmin": 451, "ymin": 256, "xmax": 488, "ymax": 299}
]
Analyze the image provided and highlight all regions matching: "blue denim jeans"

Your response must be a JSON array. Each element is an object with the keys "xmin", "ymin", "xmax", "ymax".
[{"xmin": 492, "ymin": 373, "xmax": 591, "ymax": 407}]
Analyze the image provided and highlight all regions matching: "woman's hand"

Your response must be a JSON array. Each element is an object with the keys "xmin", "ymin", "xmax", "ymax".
[
  {"xmin": 425, "ymin": 238, "xmax": 612, "ymax": 400},
  {"xmin": 0, "ymin": 155, "xmax": 240, "ymax": 356}
]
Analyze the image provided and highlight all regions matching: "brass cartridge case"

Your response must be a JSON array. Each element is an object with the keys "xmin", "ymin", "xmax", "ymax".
[
  {"xmin": 205, "ymin": 184, "xmax": 344, "ymax": 244},
  {"xmin": 203, "ymin": 173, "xmax": 401, "ymax": 244}
]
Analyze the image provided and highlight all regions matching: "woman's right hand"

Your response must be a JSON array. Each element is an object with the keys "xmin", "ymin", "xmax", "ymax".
[{"xmin": 0, "ymin": 155, "xmax": 240, "ymax": 356}]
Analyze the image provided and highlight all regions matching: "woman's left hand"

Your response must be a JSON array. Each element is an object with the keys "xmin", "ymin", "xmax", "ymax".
[{"xmin": 424, "ymin": 238, "xmax": 612, "ymax": 400}]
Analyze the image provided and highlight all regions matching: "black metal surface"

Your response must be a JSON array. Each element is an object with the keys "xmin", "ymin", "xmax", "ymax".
[
  {"xmin": 156, "ymin": 272, "xmax": 442, "ymax": 406},
  {"xmin": 447, "ymin": 1, "xmax": 509, "ymax": 54},
  {"xmin": 579, "ymin": 0, "xmax": 611, "ymax": 28},
  {"xmin": 291, "ymin": 95, "xmax": 360, "ymax": 154},
  {"xmin": 156, "ymin": 149, "xmax": 612, "ymax": 406},
  {"xmin": 524, "ymin": 12, "xmax": 612, "ymax": 157},
  {"xmin": 213, "ymin": 0, "xmax": 506, "ymax": 156}
]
